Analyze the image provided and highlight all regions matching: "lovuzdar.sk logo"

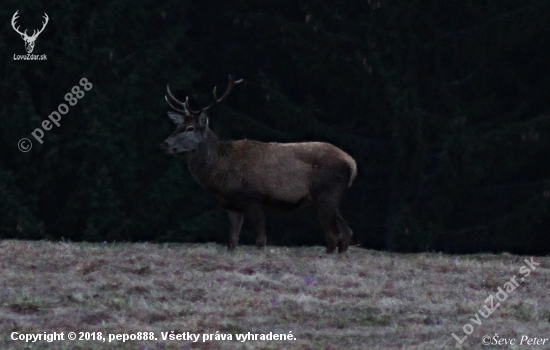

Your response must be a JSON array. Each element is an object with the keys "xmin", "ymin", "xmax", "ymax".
[{"xmin": 11, "ymin": 10, "xmax": 48, "ymax": 61}]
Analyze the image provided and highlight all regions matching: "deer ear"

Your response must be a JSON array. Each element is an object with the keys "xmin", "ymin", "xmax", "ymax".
[
  {"xmin": 167, "ymin": 112, "xmax": 184, "ymax": 125},
  {"xmin": 198, "ymin": 112, "xmax": 209, "ymax": 127}
]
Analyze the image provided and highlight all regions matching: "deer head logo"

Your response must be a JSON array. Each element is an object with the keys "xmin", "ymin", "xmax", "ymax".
[{"xmin": 11, "ymin": 11, "xmax": 49, "ymax": 54}]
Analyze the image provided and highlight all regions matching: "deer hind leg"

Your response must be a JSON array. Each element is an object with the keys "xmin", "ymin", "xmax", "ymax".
[
  {"xmin": 247, "ymin": 205, "xmax": 266, "ymax": 249},
  {"xmin": 315, "ymin": 182, "xmax": 350, "ymax": 254},
  {"xmin": 227, "ymin": 210, "xmax": 244, "ymax": 251},
  {"xmin": 335, "ymin": 210, "xmax": 353, "ymax": 253},
  {"xmin": 315, "ymin": 201, "xmax": 341, "ymax": 254}
]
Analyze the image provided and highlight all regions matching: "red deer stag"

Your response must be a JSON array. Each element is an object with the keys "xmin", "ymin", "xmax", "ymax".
[{"xmin": 161, "ymin": 76, "xmax": 357, "ymax": 253}]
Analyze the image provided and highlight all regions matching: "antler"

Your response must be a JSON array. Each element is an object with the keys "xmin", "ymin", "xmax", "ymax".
[
  {"xmin": 11, "ymin": 11, "xmax": 27, "ymax": 37},
  {"xmin": 202, "ymin": 75, "xmax": 244, "ymax": 112},
  {"xmin": 29, "ymin": 13, "xmax": 49, "ymax": 39},
  {"xmin": 166, "ymin": 76, "xmax": 243, "ymax": 115},
  {"xmin": 165, "ymin": 85, "xmax": 191, "ymax": 115},
  {"xmin": 11, "ymin": 11, "xmax": 48, "ymax": 39}
]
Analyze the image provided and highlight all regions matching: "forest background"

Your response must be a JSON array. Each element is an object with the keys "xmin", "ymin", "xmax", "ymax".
[{"xmin": 1, "ymin": 0, "xmax": 549, "ymax": 254}]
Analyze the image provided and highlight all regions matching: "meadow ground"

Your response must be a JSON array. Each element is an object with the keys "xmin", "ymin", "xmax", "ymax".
[{"xmin": 0, "ymin": 240, "xmax": 548, "ymax": 350}]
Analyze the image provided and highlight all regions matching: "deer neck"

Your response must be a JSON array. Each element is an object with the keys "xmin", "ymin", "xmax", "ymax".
[{"xmin": 186, "ymin": 129, "xmax": 225, "ymax": 191}]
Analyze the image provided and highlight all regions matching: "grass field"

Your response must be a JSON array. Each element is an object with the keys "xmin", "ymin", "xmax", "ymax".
[{"xmin": 0, "ymin": 240, "xmax": 548, "ymax": 349}]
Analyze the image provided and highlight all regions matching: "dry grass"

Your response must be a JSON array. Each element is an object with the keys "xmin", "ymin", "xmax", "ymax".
[{"xmin": 0, "ymin": 240, "xmax": 548, "ymax": 349}]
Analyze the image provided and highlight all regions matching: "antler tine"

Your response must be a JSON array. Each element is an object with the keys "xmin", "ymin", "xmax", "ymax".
[
  {"xmin": 165, "ymin": 96, "xmax": 189, "ymax": 114},
  {"xmin": 11, "ymin": 11, "xmax": 26, "ymax": 36},
  {"xmin": 202, "ymin": 75, "xmax": 243, "ymax": 111},
  {"xmin": 28, "ymin": 12, "xmax": 49, "ymax": 39},
  {"xmin": 166, "ymin": 85, "xmax": 185, "ymax": 105},
  {"xmin": 212, "ymin": 86, "xmax": 218, "ymax": 101},
  {"xmin": 166, "ymin": 85, "xmax": 190, "ymax": 115},
  {"xmin": 39, "ymin": 13, "xmax": 49, "ymax": 30}
]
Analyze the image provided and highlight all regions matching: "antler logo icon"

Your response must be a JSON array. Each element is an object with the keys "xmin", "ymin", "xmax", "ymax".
[{"xmin": 11, "ymin": 11, "xmax": 49, "ymax": 54}]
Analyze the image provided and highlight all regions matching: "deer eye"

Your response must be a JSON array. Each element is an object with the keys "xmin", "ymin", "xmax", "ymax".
[{"xmin": 185, "ymin": 126, "xmax": 195, "ymax": 133}]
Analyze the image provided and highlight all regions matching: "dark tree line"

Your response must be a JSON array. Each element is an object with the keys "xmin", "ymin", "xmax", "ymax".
[{"xmin": 1, "ymin": 0, "xmax": 549, "ymax": 254}]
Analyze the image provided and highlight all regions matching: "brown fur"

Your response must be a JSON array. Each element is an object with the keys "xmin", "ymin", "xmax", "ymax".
[
  {"xmin": 161, "ymin": 78, "xmax": 356, "ymax": 253},
  {"xmin": 183, "ymin": 130, "xmax": 357, "ymax": 253}
]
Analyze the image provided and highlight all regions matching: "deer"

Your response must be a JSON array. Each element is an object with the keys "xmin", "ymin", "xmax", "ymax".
[
  {"xmin": 160, "ymin": 76, "xmax": 357, "ymax": 253},
  {"xmin": 11, "ymin": 11, "xmax": 49, "ymax": 54}
]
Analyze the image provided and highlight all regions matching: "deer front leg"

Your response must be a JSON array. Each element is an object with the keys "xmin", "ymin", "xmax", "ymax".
[
  {"xmin": 227, "ymin": 210, "xmax": 244, "ymax": 251},
  {"xmin": 247, "ymin": 205, "xmax": 266, "ymax": 249}
]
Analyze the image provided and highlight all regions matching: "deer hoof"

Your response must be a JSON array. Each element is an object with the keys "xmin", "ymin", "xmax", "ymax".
[{"xmin": 338, "ymin": 240, "xmax": 349, "ymax": 253}]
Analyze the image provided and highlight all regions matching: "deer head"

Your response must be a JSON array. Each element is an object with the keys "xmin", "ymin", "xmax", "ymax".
[
  {"xmin": 11, "ymin": 11, "xmax": 49, "ymax": 54},
  {"xmin": 161, "ymin": 75, "xmax": 243, "ymax": 154}
]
